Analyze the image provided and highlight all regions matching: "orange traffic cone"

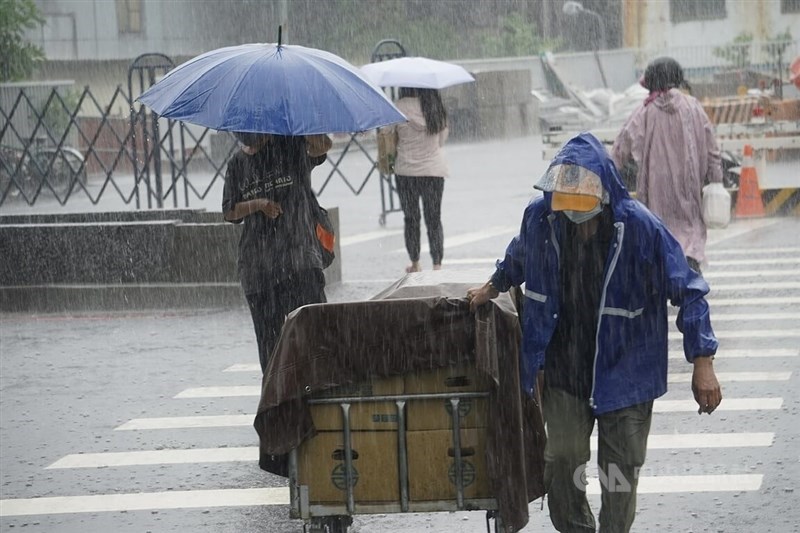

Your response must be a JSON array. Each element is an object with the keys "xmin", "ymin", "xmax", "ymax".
[{"xmin": 734, "ymin": 144, "xmax": 765, "ymax": 218}]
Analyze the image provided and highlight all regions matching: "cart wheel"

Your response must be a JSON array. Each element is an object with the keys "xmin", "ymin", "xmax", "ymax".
[{"xmin": 379, "ymin": 213, "xmax": 386, "ymax": 227}]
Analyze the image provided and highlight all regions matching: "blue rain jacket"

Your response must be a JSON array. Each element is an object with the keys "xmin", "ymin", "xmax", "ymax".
[{"xmin": 491, "ymin": 133, "xmax": 718, "ymax": 414}]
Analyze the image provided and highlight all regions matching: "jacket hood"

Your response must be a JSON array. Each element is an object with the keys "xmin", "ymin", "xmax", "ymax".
[
  {"xmin": 399, "ymin": 97, "xmax": 428, "ymax": 131},
  {"xmin": 650, "ymin": 88, "xmax": 688, "ymax": 114},
  {"xmin": 546, "ymin": 132, "xmax": 631, "ymax": 216}
]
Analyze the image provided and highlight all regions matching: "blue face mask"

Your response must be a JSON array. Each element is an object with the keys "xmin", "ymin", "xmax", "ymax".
[{"xmin": 563, "ymin": 203, "xmax": 603, "ymax": 224}]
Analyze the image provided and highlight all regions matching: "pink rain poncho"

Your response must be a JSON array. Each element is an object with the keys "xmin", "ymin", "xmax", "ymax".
[{"xmin": 611, "ymin": 88, "xmax": 723, "ymax": 264}]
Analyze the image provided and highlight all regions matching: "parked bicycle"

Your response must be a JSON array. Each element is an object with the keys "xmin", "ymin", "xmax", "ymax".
[{"xmin": 0, "ymin": 136, "xmax": 87, "ymax": 202}]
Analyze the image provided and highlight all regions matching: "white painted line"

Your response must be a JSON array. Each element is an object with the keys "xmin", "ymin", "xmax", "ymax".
[
  {"xmin": 654, "ymin": 398, "xmax": 783, "ymax": 412},
  {"xmin": 709, "ymin": 247, "xmax": 800, "ymax": 255},
  {"xmin": 709, "ymin": 281, "xmax": 800, "ymax": 291},
  {"xmin": 669, "ymin": 330, "xmax": 800, "ymax": 341},
  {"xmin": 341, "ymin": 229, "xmax": 402, "ymax": 246},
  {"xmin": 584, "ymin": 474, "xmax": 763, "ymax": 495},
  {"xmin": 704, "ymin": 269, "xmax": 799, "ymax": 279},
  {"xmin": 115, "ymin": 414, "xmax": 252, "ymax": 431},
  {"xmin": 224, "ymin": 363, "xmax": 260, "ymax": 372},
  {"xmin": 710, "ymin": 257, "xmax": 800, "ymax": 266},
  {"xmin": 707, "ymin": 218, "xmax": 778, "ymax": 246},
  {"xmin": 668, "ymin": 371, "xmax": 791, "ymax": 383},
  {"xmin": 669, "ymin": 348, "xmax": 798, "ymax": 359},
  {"xmin": 395, "ymin": 226, "xmax": 517, "ymax": 254},
  {"xmin": 224, "ymin": 363, "xmax": 261, "ymax": 373},
  {"xmin": 175, "ymin": 386, "xmax": 260, "ymax": 398},
  {"xmin": 701, "ymin": 313, "xmax": 800, "ymax": 321},
  {"xmin": 0, "ymin": 487, "xmax": 289, "ymax": 517},
  {"xmin": 707, "ymin": 296, "xmax": 800, "ymax": 306},
  {"xmin": 590, "ymin": 432, "xmax": 773, "ymax": 451},
  {"xmin": 46, "ymin": 447, "xmax": 258, "ymax": 469}
]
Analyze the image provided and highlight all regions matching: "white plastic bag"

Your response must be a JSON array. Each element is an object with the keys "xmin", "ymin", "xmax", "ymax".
[{"xmin": 703, "ymin": 182, "xmax": 731, "ymax": 229}]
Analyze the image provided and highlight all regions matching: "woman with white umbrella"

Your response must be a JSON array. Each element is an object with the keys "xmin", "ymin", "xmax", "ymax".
[{"xmin": 385, "ymin": 87, "xmax": 449, "ymax": 273}]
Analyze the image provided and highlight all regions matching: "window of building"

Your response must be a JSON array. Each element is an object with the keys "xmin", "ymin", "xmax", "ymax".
[
  {"xmin": 781, "ymin": 0, "xmax": 800, "ymax": 13},
  {"xmin": 669, "ymin": 0, "xmax": 726, "ymax": 23},
  {"xmin": 116, "ymin": 0, "xmax": 142, "ymax": 34}
]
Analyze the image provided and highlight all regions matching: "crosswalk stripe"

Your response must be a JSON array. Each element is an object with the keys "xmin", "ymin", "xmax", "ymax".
[
  {"xmin": 706, "ymin": 297, "xmax": 800, "ymax": 306},
  {"xmin": 118, "ymin": 397, "xmax": 783, "ymax": 430},
  {"xmin": 669, "ymin": 348, "xmax": 798, "ymax": 359},
  {"xmin": 224, "ymin": 363, "xmax": 261, "ymax": 372},
  {"xmin": 669, "ymin": 329, "xmax": 800, "ymax": 341},
  {"xmin": 592, "ymin": 432, "xmax": 773, "ymax": 451},
  {"xmin": 654, "ymin": 398, "xmax": 782, "ymax": 412},
  {"xmin": 341, "ymin": 229, "xmax": 402, "ymax": 246},
  {"xmin": 0, "ymin": 488, "xmax": 289, "ymax": 517},
  {"xmin": 395, "ymin": 226, "xmax": 518, "ymax": 254},
  {"xmin": 710, "ymin": 257, "xmax": 800, "ymax": 266},
  {"xmin": 584, "ymin": 474, "xmax": 762, "ymax": 495},
  {"xmin": 696, "ymin": 313, "xmax": 800, "ymax": 321},
  {"xmin": 668, "ymin": 371, "xmax": 791, "ymax": 383},
  {"xmin": 704, "ymin": 269, "xmax": 799, "ymax": 279},
  {"xmin": 175, "ymin": 386, "xmax": 258, "ymax": 398},
  {"xmin": 708, "ymin": 247, "xmax": 800, "ymax": 255},
  {"xmin": 709, "ymin": 281, "xmax": 800, "ymax": 290},
  {"xmin": 181, "ymin": 371, "xmax": 791, "ymax": 399},
  {"xmin": 115, "ymin": 415, "xmax": 252, "ymax": 430},
  {"xmin": 46, "ymin": 431, "xmax": 777, "ymax": 470},
  {"xmin": 46, "ymin": 447, "xmax": 258, "ymax": 469}
]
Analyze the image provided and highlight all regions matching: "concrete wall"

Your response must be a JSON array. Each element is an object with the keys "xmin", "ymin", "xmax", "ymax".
[{"xmin": 0, "ymin": 208, "xmax": 341, "ymax": 312}]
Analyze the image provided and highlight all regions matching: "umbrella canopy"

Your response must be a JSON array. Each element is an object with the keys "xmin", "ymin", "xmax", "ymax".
[
  {"xmin": 360, "ymin": 57, "xmax": 475, "ymax": 90},
  {"xmin": 137, "ymin": 43, "xmax": 406, "ymax": 135}
]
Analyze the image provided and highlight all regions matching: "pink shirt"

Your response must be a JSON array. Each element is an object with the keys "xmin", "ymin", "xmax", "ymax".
[{"xmin": 611, "ymin": 89, "xmax": 722, "ymax": 263}]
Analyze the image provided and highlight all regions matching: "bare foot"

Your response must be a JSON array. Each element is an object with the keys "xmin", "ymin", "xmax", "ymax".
[
  {"xmin": 433, "ymin": 264, "xmax": 442, "ymax": 271},
  {"xmin": 405, "ymin": 262, "xmax": 422, "ymax": 273}
]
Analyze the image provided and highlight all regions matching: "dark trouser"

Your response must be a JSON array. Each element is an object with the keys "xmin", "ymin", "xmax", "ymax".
[
  {"xmin": 542, "ymin": 386, "xmax": 653, "ymax": 533},
  {"xmin": 395, "ymin": 175, "xmax": 445, "ymax": 265},
  {"xmin": 245, "ymin": 269, "xmax": 326, "ymax": 373}
]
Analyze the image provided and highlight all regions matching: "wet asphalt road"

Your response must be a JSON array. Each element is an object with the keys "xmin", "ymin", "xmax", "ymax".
[{"xmin": 2, "ymin": 136, "xmax": 800, "ymax": 532}]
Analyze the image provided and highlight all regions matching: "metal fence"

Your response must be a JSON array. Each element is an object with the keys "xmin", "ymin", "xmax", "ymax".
[{"xmin": 0, "ymin": 54, "xmax": 385, "ymax": 211}]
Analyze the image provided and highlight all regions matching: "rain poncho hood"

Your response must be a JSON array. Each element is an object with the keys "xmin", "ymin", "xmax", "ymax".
[{"xmin": 491, "ymin": 132, "xmax": 718, "ymax": 414}]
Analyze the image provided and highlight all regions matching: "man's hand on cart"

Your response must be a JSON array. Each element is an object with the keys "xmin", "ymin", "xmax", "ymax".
[{"xmin": 467, "ymin": 281, "xmax": 499, "ymax": 312}]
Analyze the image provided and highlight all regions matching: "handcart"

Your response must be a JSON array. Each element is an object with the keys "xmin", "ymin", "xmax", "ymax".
[{"xmin": 254, "ymin": 271, "xmax": 546, "ymax": 533}]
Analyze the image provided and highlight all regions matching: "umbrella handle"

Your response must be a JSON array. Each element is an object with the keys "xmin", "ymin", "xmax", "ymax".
[{"xmin": 278, "ymin": 26, "xmax": 282, "ymax": 47}]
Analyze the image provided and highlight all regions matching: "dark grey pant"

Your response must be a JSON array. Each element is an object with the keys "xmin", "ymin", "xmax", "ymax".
[
  {"xmin": 542, "ymin": 386, "xmax": 653, "ymax": 533},
  {"xmin": 245, "ymin": 269, "xmax": 326, "ymax": 373},
  {"xmin": 395, "ymin": 175, "xmax": 444, "ymax": 265}
]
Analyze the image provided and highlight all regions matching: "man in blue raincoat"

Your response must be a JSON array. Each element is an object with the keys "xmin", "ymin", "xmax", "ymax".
[{"xmin": 467, "ymin": 133, "xmax": 721, "ymax": 533}]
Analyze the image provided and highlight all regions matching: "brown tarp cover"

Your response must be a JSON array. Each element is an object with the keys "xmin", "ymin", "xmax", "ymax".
[{"xmin": 254, "ymin": 271, "xmax": 546, "ymax": 532}]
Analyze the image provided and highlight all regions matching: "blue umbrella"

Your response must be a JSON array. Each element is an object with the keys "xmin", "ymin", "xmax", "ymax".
[{"xmin": 137, "ymin": 42, "xmax": 406, "ymax": 135}]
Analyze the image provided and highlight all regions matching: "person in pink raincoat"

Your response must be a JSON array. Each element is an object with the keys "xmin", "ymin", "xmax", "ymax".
[{"xmin": 611, "ymin": 57, "xmax": 723, "ymax": 272}]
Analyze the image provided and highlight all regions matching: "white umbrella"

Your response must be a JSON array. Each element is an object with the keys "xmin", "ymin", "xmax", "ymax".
[{"xmin": 360, "ymin": 57, "xmax": 475, "ymax": 90}]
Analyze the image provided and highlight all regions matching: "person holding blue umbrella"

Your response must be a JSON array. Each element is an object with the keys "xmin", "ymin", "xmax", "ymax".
[{"xmin": 222, "ymin": 132, "xmax": 332, "ymax": 374}]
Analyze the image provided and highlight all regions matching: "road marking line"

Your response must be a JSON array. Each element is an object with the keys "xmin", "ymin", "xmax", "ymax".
[
  {"xmin": 591, "ymin": 432, "xmax": 773, "ymax": 451},
  {"xmin": 695, "ymin": 313, "xmax": 800, "ymax": 321},
  {"xmin": 669, "ymin": 329, "xmax": 800, "ymax": 341},
  {"xmin": 706, "ymin": 297, "xmax": 800, "ymax": 306},
  {"xmin": 667, "ymin": 371, "xmax": 791, "ymax": 383},
  {"xmin": 47, "ymin": 447, "xmax": 258, "ymax": 469},
  {"xmin": 224, "ymin": 363, "xmax": 261, "ymax": 372},
  {"xmin": 709, "ymin": 247, "xmax": 800, "ymax": 255},
  {"xmin": 669, "ymin": 348, "xmax": 798, "ymax": 359},
  {"xmin": 710, "ymin": 281, "xmax": 800, "ymax": 290},
  {"xmin": 394, "ymin": 226, "xmax": 518, "ymax": 254},
  {"xmin": 341, "ymin": 229, "xmax": 402, "ymax": 246},
  {"xmin": 175, "ymin": 386, "xmax": 259, "ymax": 398},
  {"xmin": 584, "ymin": 474, "xmax": 763, "ymax": 495},
  {"xmin": 654, "ymin": 398, "xmax": 782, "ymax": 412},
  {"xmin": 115, "ymin": 415, "xmax": 252, "ymax": 430},
  {"xmin": 710, "ymin": 257, "xmax": 800, "ymax": 266},
  {"xmin": 0, "ymin": 488, "xmax": 289, "ymax": 517},
  {"xmin": 704, "ymin": 269, "xmax": 799, "ymax": 279}
]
